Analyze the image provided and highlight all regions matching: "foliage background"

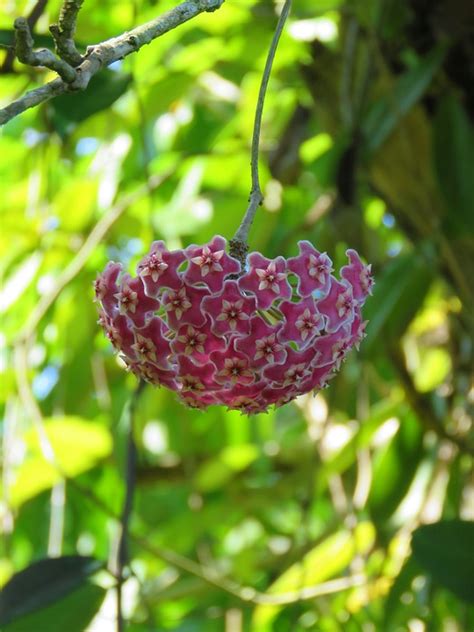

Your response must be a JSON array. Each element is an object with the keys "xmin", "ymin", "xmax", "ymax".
[{"xmin": 1, "ymin": 0, "xmax": 473, "ymax": 630}]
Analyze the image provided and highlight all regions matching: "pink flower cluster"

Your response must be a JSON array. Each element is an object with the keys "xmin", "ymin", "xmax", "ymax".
[{"xmin": 95, "ymin": 236, "xmax": 373, "ymax": 414}]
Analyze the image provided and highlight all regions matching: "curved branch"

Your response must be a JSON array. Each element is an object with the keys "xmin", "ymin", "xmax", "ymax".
[
  {"xmin": 0, "ymin": 0, "xmax": 225, "ymax": 126},
  {"xmin": 230, "ymin": 0, "xmax": 292, "ymax": 264},
  {"xmin": 14, "ymin": 17, "xmax": 76, "ymax": 82}
]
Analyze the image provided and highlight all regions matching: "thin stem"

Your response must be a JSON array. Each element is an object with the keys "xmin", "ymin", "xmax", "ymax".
[
  {"xmin": 230, "ymin": 0, "xmax": 292, "ymax": 262},
  {"xmin": 116, "ymin": 380, "xmax": 146, "ymax": 632},
  {"xmin": 50, "ymin": 0, "xmax": 85, "ymax": 66},
  {"xmin": 0, "ymin": 0, "xmax": 49, "ymax": 73}
]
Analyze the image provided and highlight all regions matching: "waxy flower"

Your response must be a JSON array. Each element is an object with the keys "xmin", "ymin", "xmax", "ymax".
[{"xmin": 95, "ymin": 237, "xmax": 373, "ymax": 413}]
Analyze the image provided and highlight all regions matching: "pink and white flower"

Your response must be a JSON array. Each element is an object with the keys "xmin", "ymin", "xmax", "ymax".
[
  {"xmin": 95, "ymin": 235, "xmax": 373, "ymax": 413},
  {"xmin": 238, "ymin": 253, "xmax": 291, "ymax": 309}
]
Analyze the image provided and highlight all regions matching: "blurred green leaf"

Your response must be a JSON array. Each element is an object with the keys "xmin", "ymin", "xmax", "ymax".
[
  {"xmin": 0, "ymin": 29, "xmax": 54, "ymax": 49},
  {"xmin": 433, "ymin": 94, "xmax": 474, "ymax": 235},
  {"xmin": 384, "ymin": 556, "xmax": 423, "ymax": 628},
  {"xmin": 368, "ymin": 413, "xmax": 424, "ymax": 521},
  {"xmin": 252, "ymin": 522, "xmax": 375, "ymax": 627},
  {"xmin": 363, "ymin": 251, "xmax": 434, "ymax": 355},
  {"xmin": 412, "ymin": 520, "xmax": 474, "ymax": 604},
  {"xmin": 50, "ymin": 69, "xmax": 132, "ymax": 131},
  {"xmin": 326, "ymin": 393, "xmax": 404, "ymax": 475},
  {"xmin": 2, "ymin": 583, "xmax": 106, "ymax": 632},
  {"xmin": 363, "ymin": 47, "xmax": 445, "ymax": 152},
  {"xmin": 53, "ymin": 178, "xmax": 98, "ymax": 232},
  {"xmin": 10, "ymin": 417, "xmax": 112, "ymax": 507},
  {"xmin": 0, "ymin": 556, "xmax": 103, "ymax": 626},
  {"xmin": 413, "ymin": 348, "xmax": 451, "ymax": 393}
]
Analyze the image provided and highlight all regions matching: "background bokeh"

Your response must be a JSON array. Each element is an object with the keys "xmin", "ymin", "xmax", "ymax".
[{"xmin": 1, "ymin": 0, "xmax": 473, "ymax": 630}]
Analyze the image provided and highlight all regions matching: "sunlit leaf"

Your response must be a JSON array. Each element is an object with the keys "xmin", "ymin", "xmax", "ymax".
[
  {"xmin": 252, "ymin": 522, "xmax": 375, "ymax": 627},
  {"xmin": 10, "ymin": 417, "xmax": 112, "ymax": 507},
  {"xmin": 368, "ymin": 413, "xmax": 424, "ymax": 522}
]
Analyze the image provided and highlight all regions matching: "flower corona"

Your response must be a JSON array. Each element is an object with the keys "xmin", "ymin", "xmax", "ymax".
[{"xmin": 95, "ymin": 236, "xmax": 373, "ymax": 414}]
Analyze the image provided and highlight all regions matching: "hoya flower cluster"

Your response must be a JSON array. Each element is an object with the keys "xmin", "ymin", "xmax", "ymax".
[{"xmin": 95, "ymin": 236, "xmax": 373, "ymax": 414}]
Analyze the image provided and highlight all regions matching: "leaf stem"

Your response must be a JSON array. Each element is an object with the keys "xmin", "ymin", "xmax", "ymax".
[
  {"xmin": 230, "ymin": 0, "xmax": 292, "ymax": 264},
  {"xmin": 116, "ymin": 379, "xmax": 146, "ymax": 632}
]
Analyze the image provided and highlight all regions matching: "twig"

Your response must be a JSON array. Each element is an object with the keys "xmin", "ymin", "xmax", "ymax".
[
  {"xmin": 50, "ymin": 0, "xmax": 85, "ymax": 66},
  {"xmin": 0, "ymin": 0, "xmax": 225, "ymax": 125},
  {"xmin": 116, "ymin": 380, "xmax": 146, "ymax": 632},
  {"xmin": 229, "ymin": 0, "xmax": 292, "ymax": 265},
  {"xmin": 14, "ymin": 17, "xmax": 77, "ymax": 82},
  {"xmin": 0, "ymin": 0, "xmax": 49, "ymax": 73}
]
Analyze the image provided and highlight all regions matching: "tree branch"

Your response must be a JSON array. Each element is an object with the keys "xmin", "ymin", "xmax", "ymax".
[
  {"xmin": 50, "ymin": 0, "xmax": 85, "ymax": 66},
  {"xmin": 230, "ymin": 0, "xmax": 292, "ymax": 265},
  {"xmin": 0, "ymin": 0, "xmax": 225, "ymax": 126},
  {"xmin": 14, "ymin": 17, "xmax": 77, "ymax": 82}
]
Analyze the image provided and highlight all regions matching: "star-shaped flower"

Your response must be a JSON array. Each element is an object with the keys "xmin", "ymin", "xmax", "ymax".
[
  {"xmin": 235, "ymin": 316, "xmax": 286, "ymax": 368},
  {"xmin": 137, "ymin": 241, "xmax": 186, "ymax": 296},
  {"xmin": 176, "ymin": 325, "xmax": 207, "ymax": 355},
  {"xmin": 341, "ymin": 249, "xmax": 374, "ymax": 303},
  {"xmin": 279, "ymin": 297, "xmax": 324, "ymax": 347},
  {"xmin": 163, "ymin": 286, "xmax": 192, "ymax": 321},
  {"xmin": 317, "ymin": 278, "xmax": 355, "ymax": 332},
  {"xmin": 163, "ymin": 284, "xmax": 210, "ymax": 330},
  {"xmin": 211, "ymin": 349, "xmax": 255, "ymax": 386},
  {"xmin": 287, "ymin": 241, "xmax": 333, "ymax": 297},
  {"xmin": 202, "ymin": 280, "xmax": 256, "ymax": 336},
  {"xmin": 238, "ymin": 253, "xmax": 291, "ymax": 309},
  {"xmin": 184, "ymin": 235, "xmax": 240, "ymax": 293}
]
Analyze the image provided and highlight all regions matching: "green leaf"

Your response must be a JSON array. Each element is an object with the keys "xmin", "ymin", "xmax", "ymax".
[
  {"xmin": 411, "ymin": 520, "xmax": 474, "ymax": 604},
  {"xmin": 10, "ymin": 417, "xmax": 113, "ymax": 507},
  {"xmin": 384, "ymin": 557, "xmax": 423, "ymax": 628},
  {"xmin": 50, "ymin": 70, "xmax": 132, "ymax": 129},
  {"xmin": 326, "ymin": 394, "xmax": 405, "ymax": 475},
  {"xmin": 363, "ymin": 47, "xmax": 445, "ymax": 152},
  {"xmin": 433, "ymin": 94, "xmax": 474, "ymax": 235},
  {"xmin": 2, "ymin": 583, "xmax": 106, "ymax": 632},
  {"xmin": 0, "ymin": 556, "xmax": 103, "ymax": 626},
  {"xmin": 362, "ymin": 251, "xmax": 434, "ymax": 355},
  {"xmin": 368, "ymin": 412, "xmax": 424, "ymax": 521},
  {"xmin": 252, "ymin": 522, "xmax": 375, "ymax": 628}
]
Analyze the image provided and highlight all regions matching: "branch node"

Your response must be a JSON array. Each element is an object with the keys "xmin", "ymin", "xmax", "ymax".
[
  {"xmin": 228, "ymin": 238, "xmax": 249, "ymax": 272},
  {"xmin": 127, "ymin": 34, "xmax": 139, "ymax": 49},
  {"xmin": 14, "ymin": 15, "xmax": 77, "ymax": 82}
]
